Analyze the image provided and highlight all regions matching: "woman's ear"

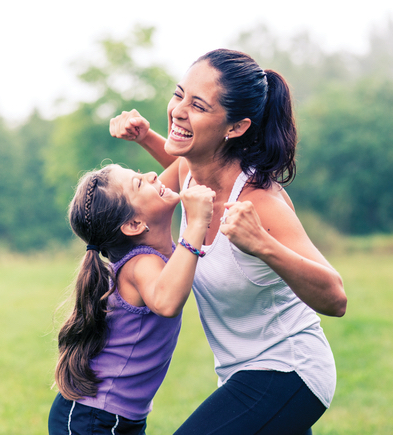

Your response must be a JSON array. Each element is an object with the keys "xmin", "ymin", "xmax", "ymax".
[
  {"xmin": 228, "ymin": 118, "xmax": 252, "ymax": 139},
  {"xmin": 121, "ymin": 220, "xmax": 146, "ymax": 237}
]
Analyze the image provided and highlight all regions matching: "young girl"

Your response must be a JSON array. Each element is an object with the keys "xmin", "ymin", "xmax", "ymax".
[{"xmin": 48, "ymin": 163, "xmax": 215, "ymax": 434}]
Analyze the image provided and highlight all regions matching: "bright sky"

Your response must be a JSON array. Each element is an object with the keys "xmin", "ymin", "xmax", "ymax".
[{"xmin": 1, "ymin": 0, "xmax": 392, "ymax": 123}]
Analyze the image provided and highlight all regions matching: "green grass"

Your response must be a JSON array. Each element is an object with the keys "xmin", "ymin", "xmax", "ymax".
[
  {"xmin": 312, "ymin": 253, "xmax": 393, "ymax": 434},
  {"xmin": 0, "ymin": 249, "xmax": 392, "ymax": 434}
]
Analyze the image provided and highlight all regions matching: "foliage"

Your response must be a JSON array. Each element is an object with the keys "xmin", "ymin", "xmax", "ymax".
[
  {"xmin": 0, "ymin": 113, "xmax": 69, "ymax": 249},
  {"xmin": 289, "ymin": 77, "xmax": 393, "ymax": 234},
  {"xmin": 1, "ymin": 248, "xmax": 392, "ymax": 434}
]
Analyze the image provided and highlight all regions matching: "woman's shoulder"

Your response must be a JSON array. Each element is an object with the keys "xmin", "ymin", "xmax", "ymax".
[
  {"xmin": 241, "ymin": 182, "xmax": 295, "ymax": 213},
  {"xmin": 239, "ymin": 182, "xmax": 304, "ymax": 241}
]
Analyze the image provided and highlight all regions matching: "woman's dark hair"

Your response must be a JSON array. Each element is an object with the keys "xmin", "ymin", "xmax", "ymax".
[
  {"xmin": 55, "ymin": 164, "xmax": 136, "ymax": 400},
  {"xmin": 195, "ymin": 49, "xmax": 297, "ymax": 188}
]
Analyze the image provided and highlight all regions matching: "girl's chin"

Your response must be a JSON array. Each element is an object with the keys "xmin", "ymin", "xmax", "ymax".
[{"xmin": 163, "ymin": 188, "xmax": 180, "ymax": 201}]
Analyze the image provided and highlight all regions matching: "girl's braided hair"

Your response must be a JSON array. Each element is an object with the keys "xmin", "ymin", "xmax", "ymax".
[{"xmin": 84, "ymin": 176, "xmax": 98, "ymax": 240}]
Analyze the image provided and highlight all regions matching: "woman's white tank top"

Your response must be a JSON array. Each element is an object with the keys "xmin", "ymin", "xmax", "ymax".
[{"xmin": 180, "ymin": 170, "xmax": 336, "ymax": 408}]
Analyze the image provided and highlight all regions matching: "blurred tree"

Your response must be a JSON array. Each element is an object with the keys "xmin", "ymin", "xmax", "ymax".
[
  {"xmin": 360, "ymin": 17, "xmax": 393, "ymax": 78},
  {"xmin": 0, "ymin": 112, "xmax": 70, "ymax": 250},
  {"xmin": 0, "ymin": 118, "xmax": 22, "ymax": 247},
  {"xmin": 44, "ymin": 25, "xmax": 176, "ymax": 211},
  {"xmin": 288, "ymin": 77, "xmax": 393, "ymax": 234}
]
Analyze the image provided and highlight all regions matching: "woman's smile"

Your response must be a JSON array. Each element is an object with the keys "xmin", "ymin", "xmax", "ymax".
[
  {"xmin": 170, "ymin": 123, "xmax": 193, "ymax": 140},
  {"xmin": 165, "ymin": 61, "xmax": 230, "ymax": 158}
]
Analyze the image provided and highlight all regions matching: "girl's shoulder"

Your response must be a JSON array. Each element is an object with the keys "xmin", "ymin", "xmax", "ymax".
[{"xmin": 117, "ymin": 251, "xmax": 167, "ymax": 308}]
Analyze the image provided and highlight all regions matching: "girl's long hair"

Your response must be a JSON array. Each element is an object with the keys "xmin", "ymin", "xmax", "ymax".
[
  {"xmin": 196, "ymin": 49, "xmax": 297, "ymax": 188},
  {"xmin": 55, "ymin": 164, "xmax": 136, "ymax": 400}
]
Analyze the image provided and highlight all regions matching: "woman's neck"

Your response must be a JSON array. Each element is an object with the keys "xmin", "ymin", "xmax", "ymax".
[{"xmin": 188, "ymin": 159, "xmax": 242, "ymax": 198}]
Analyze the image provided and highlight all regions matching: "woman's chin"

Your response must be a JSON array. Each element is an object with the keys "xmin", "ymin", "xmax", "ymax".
[{"xmin": 164, "ymin": 137, "xmax": 191, "ymax": 157}]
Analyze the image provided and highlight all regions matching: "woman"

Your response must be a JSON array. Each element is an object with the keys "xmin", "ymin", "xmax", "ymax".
[
  {"xmin": 48, "ymin": 164, "xmax": 215, "ymax": 434},
  {"xmin": 110, "ymin": 49, "xmax": 347, "ymax": 435}
]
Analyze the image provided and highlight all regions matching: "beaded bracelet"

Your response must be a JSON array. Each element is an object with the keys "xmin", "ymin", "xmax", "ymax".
[{"xmin": 178, "ymin": 237, "xmax": 206, "ymax": 258}]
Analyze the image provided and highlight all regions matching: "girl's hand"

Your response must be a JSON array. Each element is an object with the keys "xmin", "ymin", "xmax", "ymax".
[
  {"xmin": 181, "ymin": 185, "xmax": 216, "ymax": 230},
  {"xmin": 109, "ymin": 109, "xmax": 150, "ymax": 144},
  {"xmin": 219, "ymin": 201, "xmax": 266, "ymax": 256}
]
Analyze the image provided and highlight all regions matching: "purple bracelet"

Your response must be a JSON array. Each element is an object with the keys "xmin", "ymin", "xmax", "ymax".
[{"xmin": 178, "ymin": 237, "xmax": 206, "ymax": 257}]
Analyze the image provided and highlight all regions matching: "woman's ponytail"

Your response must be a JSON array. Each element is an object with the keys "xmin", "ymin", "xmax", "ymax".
[
  {"xmin": 196, "ymin": 49, "xmax": 297, "ymax": 189},
  {"xmin": 251, "ymin": 70, "xmax": 297, "ymax": 188}
]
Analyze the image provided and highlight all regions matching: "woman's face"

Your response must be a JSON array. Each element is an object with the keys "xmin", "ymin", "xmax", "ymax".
[
  {"xmin": 165, "ymin": 60, "xmax": 230, "ymax": 161},
  {"xmin": 110, "ymin": 165, "xmax": 180, "ymax": 222}
]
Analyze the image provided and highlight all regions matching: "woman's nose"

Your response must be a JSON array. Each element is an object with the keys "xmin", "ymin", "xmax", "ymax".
[{"xmin": 171, "ymin": 99, "xmax": 188, "ymax": 120}]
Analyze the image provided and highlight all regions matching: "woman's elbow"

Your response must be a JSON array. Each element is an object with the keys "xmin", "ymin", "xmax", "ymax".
[
  {"xmin": 333, "ymin": 294, "xmax": 347, "ymax": 317},
  {"xmin": 330, "ymin": 275, "xmax": 347, "ymax": 317}
]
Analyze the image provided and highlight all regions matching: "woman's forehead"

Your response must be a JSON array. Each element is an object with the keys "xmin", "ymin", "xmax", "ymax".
[{"xmin": 179, "ymin": 61, "xmax": 222, "ymax": 103}]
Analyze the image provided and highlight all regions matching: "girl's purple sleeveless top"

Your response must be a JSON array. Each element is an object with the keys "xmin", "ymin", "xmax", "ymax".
[{"xmin": 77, "ymin": 243, "xmax": 181, "ymax": 420}]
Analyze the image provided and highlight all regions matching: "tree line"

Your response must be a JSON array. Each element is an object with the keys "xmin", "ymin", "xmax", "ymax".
[{"xmin": 1, "ymin": 22, "xmax": 392, "ymax": 251}]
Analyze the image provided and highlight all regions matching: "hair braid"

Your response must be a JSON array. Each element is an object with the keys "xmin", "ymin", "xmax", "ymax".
[{"xmin": 84, "ymin": 176, "xmax": 98, "ymax": 240}]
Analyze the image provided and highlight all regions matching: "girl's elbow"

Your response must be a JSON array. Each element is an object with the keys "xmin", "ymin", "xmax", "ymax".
[
  {"xmin": 152, "ymin": 299, "xmax": 182, "ymax": 318},
  {"xmin": 157, "ymin": 306, "xmax": 181, "ymax": 318}
]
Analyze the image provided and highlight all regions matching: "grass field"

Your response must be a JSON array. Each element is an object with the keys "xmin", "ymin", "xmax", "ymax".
[{"xmin": 0, "ymin": 248, "xmax": 392, "ymax": 434}]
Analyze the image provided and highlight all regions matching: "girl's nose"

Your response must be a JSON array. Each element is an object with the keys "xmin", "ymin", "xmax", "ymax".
[{"xmin": 146, "ymin": 172, "xmax": 158, "ymax": 183}]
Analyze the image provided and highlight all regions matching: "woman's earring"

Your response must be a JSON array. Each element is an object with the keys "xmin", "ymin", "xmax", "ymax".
[
  {"xmin": 224, "ymin": 135, "xmax": 229, "ymax": 142},
  {"xmin": 145, "ymin": 225, "xmax": 150, "ymax": 233}
]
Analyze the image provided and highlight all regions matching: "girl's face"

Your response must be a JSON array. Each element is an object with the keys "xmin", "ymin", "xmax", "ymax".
[
  {"xmin": 111, "ymin": 166, "xmax": 180, "ymax": 223},
  {"xmin": 165, "ymin": 60, "xmax": 231, "ymax": 162}
]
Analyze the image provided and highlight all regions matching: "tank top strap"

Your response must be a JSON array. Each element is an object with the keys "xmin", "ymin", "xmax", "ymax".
[
  {"xmin": 182, "ymin": 171, "xmax": 193, "ymax": 191},
  {"xmin": 228, "ymin": 170, "xmax": 253, "ymax": 203}
]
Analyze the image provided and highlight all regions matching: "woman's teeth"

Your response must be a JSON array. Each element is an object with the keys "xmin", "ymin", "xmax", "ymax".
[{"xmin": 171, "ymin": 124, "xmax": 193, "ymax": 138}]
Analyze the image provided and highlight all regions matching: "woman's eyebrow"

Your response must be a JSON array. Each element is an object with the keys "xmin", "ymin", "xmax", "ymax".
[{"xmin": 176, "ymin": 84, "xmax": 213, "ymax": 109}]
